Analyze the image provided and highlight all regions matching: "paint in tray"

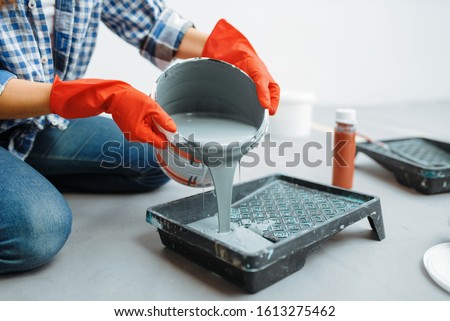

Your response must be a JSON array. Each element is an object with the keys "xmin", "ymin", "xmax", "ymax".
[{"xmin": 147, "ymin": 174, "xmax": 385, "ymax": 293}]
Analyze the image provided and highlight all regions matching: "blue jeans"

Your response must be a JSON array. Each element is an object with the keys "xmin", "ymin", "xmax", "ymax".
[{"xmin": 0, "ymin": 117, "xmax": 169, "ymax": 273}]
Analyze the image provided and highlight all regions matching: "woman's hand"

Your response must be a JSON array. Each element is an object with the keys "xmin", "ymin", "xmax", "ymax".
[
  {"xmin": 202, "ymin": 19, "xmax": 280, "ymax": 115},
  {"xmin": 50, "ymin": 76, "xmax": 176, "ymax": 148}
]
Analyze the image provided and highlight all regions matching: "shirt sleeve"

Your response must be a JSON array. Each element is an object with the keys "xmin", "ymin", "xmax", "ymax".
[
  {"xmin": 0, "ymin": 70, "xmax": 17, "ymax": 96},
  {"xmin": 101, "ymin": 0, "xmax": 194, "ymax": 70}
]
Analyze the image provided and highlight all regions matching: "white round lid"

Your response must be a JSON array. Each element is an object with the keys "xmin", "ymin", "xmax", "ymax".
[
  {"xmin": 335, "ymin": 108, "xmax": 356, "ymax": 125},
  {"xmin": 423, "ymin": 242, "xmax": 450, "ymax": 293}
]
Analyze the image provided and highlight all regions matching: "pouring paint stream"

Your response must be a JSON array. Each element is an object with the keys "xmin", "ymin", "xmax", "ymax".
[
  {"xmin": 171, "ymin": 113, "xmax": 258, "ymax": 233},
  {"xmin": 152, "ymin": 59, "xmax": 268, "ymax": 235}
]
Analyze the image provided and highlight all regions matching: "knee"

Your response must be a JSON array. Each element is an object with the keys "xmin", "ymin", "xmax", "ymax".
[
  {"xmin": 123, "ymin": 144, "xmax": 171, "ymax": 192},
  {"xmin": 137, "ymin": 164, "xmax": 171, "ymax": 191},
  {"xmin": 0, "ymin": 193, "xmax": 72, "ymax": 274}
]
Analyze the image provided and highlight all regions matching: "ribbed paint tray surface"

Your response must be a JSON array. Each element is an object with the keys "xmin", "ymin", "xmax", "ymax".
[
  {"xmin": 147, "ymin": 174, "xmax": 385, "ymax": 293},
  {"xmin": 357, "ymin": 137, "xmax": 450, "ymax": 194}
]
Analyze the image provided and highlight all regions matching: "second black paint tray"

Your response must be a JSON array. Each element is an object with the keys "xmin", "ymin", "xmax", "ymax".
[
  {"xmin": 147, "ymin": 174, "xmax": 385, "ymax": 293},
  {"xmin": 357, "ymin": 137, "xmax": 450, "ymax": 194}
]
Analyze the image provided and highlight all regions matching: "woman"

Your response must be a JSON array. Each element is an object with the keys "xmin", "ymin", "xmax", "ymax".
[{"xmin": 0, "ymin": 0, "xmax": 279, "ymax": 273}]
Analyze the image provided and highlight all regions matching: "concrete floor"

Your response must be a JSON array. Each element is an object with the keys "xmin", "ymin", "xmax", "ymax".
[{"xmin": 1, "ymin": 104, "xmax": 450, "ymax": 300}]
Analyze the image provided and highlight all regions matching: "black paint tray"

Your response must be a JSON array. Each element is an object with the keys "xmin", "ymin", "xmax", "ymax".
[
  {"xmin": 146, "ymin": 174, "xmax": 385, "ymax": 293},
  {"xmin": 357, "ymin": 137, "xmax": 450, "ymax": 194}
]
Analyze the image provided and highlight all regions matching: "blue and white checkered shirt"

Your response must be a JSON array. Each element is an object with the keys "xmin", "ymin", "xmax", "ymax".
[{"xmin": 0, "ymin": 0, "xmax": 193, "ymax": 159}]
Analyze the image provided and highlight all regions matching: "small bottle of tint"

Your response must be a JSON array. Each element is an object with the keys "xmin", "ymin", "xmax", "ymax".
[{"xmin": 332, "ymin": 109, "xmax": 356, "ymax": 189}]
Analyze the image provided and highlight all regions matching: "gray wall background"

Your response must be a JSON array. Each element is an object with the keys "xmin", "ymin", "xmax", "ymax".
[{"xmin": 85, "ymin": 0, "xmax": 450, "ymax": 107}]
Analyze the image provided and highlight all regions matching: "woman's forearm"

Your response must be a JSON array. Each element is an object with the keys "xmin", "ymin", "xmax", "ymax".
[
  {"xmin": 0, "ymin": 28, "xmax": 205, "ymax": 120},
  {"xmin": 0, "ymin": 78, "xmax": 52, "ymax": 119},
  {"xmin": 175, "ymin": 27, "xmax": 208, "ymax": 59}
]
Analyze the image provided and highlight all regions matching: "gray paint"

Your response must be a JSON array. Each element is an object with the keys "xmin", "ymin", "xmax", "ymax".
[
  {"xmin": 154, "ymin": 59, "xmax": 268, "ymax": 233},
  {"xmin": 171, "ymin": 113, "xmax": 258, "ymax": 233}
]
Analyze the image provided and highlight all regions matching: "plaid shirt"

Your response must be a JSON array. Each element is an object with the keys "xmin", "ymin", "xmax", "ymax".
[{"xmin": 0, "ymin": 0, "xmax": 193, "ymax": 159}]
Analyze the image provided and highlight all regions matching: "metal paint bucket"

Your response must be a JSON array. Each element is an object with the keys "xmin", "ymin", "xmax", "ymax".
[{"xmin": 152, "ymin": 58, "xmax": 268, "ymax": 187}]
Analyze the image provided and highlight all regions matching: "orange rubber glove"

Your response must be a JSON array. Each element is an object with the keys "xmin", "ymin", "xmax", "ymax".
[
  {"xmin": 202, "ymin": 19, "xmax": 280, "ymax": 115},
  {"xmin": 49, "ymin": 76, "xmax": 176, "ymax": 149}
]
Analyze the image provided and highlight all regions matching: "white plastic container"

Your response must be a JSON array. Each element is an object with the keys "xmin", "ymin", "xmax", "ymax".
[{"xmin": 269, "ymin": 91, "xmax": 315, "ymax": 138}]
